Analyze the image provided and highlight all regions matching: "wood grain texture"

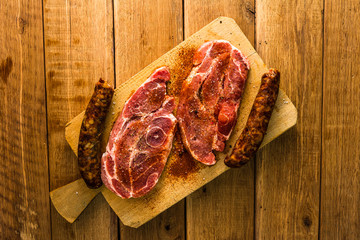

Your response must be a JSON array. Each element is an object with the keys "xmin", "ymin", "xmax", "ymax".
[
  {"xmin": 0, "ymin": 0, "xmax": 358, "ymax": 238},
  {"xmin": 50, "ymin": 179, "xmax": 102, "ymax": 223},
  {"xmin": 43, "ymin": 0, "xmax": 117, "ymax": 239},
  {"xmin": 321, "ymin": 0, "xmax": 360, "ymax": 238},
  {"xmin": 114, "ymin": 0, "xmax": 185, "ymax": 238},
  {"xmin": 114, "ymin": 0, "xmax": 183, "ymax": 81},
  {"xmin": 255, "ymin": 0, "xmax": 323, "ymax": 239},
  {"xmin": 0, "ymin": 0, "xmax": 51, "ymax": 239},
  {"xmin": 184, "ymin": 1, "xmax": 255, "ymax": 239},
  {"xmin": 120, "ymin": 203, "xmax": 185, "ymax": 240},
  {"xmin": 64, "ymin": 17, "xmax": 297, "ymax": 228}
]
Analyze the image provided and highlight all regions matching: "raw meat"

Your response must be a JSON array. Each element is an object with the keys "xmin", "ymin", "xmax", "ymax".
[
  {"xmin": 101, "ymin": 67, "xmax": 177, "ymax": 198},
  {"xmin": 177, "ymin": 40, "xmax": 250, "ymax": 165}
]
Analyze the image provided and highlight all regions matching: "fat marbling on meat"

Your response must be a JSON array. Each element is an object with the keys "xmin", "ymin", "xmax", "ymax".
[
  {"xmin": 177, "ymin": 40, "xmax": 250, "ymax": 165},
  {"xmin": 101, "ymin": 67, "xmax": 177, "ymax": 198}
]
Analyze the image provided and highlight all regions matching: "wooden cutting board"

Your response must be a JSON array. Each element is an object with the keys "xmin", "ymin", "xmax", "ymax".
[{"xmin": 51, "ymin": 17, "xmax": 297, "ymax": 228}]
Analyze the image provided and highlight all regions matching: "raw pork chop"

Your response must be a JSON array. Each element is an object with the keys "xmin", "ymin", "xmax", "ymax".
[
  {"xmin": 177, "ymin": 40, "xmax": 250, "ymax": 165},
  {"xmin": 101, "ymin": 67, "xmax": 177, "ymax": 198}
]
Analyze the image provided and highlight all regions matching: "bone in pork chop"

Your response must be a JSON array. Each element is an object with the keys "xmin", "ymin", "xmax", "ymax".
[
  {"xmin": 101, "ymin": 67, "xmax": 177, "ymax": 198},
  {"xmin": 177, "ymin": 40, "xmax": 250, "ymax": 165}
]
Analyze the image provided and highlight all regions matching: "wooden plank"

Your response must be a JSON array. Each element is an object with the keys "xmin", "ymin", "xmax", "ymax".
[
  {"xmin": 120, "ymin": 204, "xmax": 185, "ymax": 240},
  {"xmin": 184, "ymin": 1, "xmax": 255, "ymax": 239},
  {"xmin": 321, "ymin": 0, "xmax": 360, "ymax": 238},
  {"xmin": 255, "ymin": 0, "xmax": 323, "ymax": 239},
  {"xmin": 42, "ymin": 0, "xmax": 117, "ymax": 239},
  {"xmin": 113, "ymin": 0, "xmax": 185, "ymax": 238},
  {"xmin": 64, "ymin": 17, "xmax": 297, "ymax": 228},
  {"xmin": 0, "ymin": 0, "xmax": 51, "ymax": 239},
  {"xmin": 114, "ymin": 0, "xmax": 184, "ymax": 81}
]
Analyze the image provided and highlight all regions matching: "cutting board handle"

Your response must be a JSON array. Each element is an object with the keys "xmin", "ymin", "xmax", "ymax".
[{"xmin": 50, "ymin": 178, "xmax": 102, "ymax": 222}]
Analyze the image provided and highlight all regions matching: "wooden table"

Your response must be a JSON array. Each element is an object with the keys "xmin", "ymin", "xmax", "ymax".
[{"xmin": 1, "ymin": 0, "xmax": 359, "ymax": 239}]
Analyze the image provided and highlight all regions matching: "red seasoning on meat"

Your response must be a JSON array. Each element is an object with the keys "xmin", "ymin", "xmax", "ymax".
[
  {"xmin": 101, "ymin": 67, "xmax": 177, "ymax": 199},
  {"xmin": 225, "ymin": 69, "xmax": 280, "ymax": 168},
  {"xmin": 177, "ymin": 40, "xmax": 250, "ymax": 165},
  {"xmin": 78, "ymin": 78, "xmax": 114, "ymax": 189}
]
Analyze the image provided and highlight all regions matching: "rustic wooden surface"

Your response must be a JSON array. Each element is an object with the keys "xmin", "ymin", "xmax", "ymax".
[
  {"xmin": 321, "ymin": 0, "xmax": 360, "ymax": 239},
  {"xmin": 1, "ymin": 1, "xmax": 359, "ymax": 240},
  {"xmin": 0, "ymin": 0, "xmax": 51, "ymax": 239},
  {"xmin": 255, "ymin": 0, "xmax": 323, "ymax": 239}
]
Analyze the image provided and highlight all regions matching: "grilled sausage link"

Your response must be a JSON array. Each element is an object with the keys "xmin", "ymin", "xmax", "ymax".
[
  {"xmin": 225, "ymin": 69, "xmax": 280, "ymax": 168},
  {"xmin": 78, "ymin": 78, "xmax": 114, "ymax": 188}
]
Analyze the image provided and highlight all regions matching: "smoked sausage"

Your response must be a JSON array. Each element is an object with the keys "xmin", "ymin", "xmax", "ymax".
[
  {"xmin": 78, "ymin": 78, "xmax": 114, "ymax": 188},
  {"xmin": 225, "ymin": 69, "xmax": 280, "ymax": 168}
]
